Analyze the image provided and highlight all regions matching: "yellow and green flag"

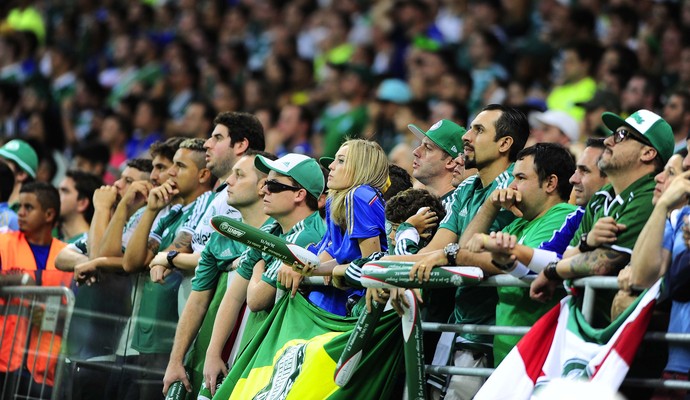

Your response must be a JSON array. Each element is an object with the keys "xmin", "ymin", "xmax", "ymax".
[{"xmin": 214, "ymin": 293, "xmax": 403, "ymax": 399}]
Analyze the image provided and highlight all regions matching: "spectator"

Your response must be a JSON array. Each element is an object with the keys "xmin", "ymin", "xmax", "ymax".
[
  {"xmin": 0, "ymin": 182, "xmax": 69, "ymax": 399},
  {"xmin": 546, "ymin": 41, "xmax": 600, "ymax": 121},
  {"xmin": 0, "ymin": 139, "xmax": 37, "ymax": 209},
  {"xmin": 662, "ymin": 90, "xmax": 690, "ymax": 153},
  {"xmin": 57, "ymin": 170, "xmax": 102, "ymax": 243},
  {"xmin": 621, "ymin": 73, "xmax": 659, "ymax": 117},
  {"xmin": 98, "ymin": 113, "xmax": 131, "ymax": 185},
  {"xmin": 530, "ymin": 109, "xmax": 675, "ymax": 327},
  {"xmin": 465, "ymin": 143, "xmax": 577, "ymax": 365},
  {"xmin": 71, "ymin": 140, "xmax": 110, "ymax": 180}
]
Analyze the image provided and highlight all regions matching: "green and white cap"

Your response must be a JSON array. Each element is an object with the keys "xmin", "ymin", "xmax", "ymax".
[
  {"xmin": 0, "ymin": 139, "xmax": 38, "ymax": 178},
  {"xmin": 408, "ymin": 119, "xmax": 466, "ymax": 158},
  {"xmin": 601, "ymin": 109, "xmax": 675, "ymax": 164},
  {"xmin": 255, "ymin": 153, "xmax": 324, "ymax": 200}
]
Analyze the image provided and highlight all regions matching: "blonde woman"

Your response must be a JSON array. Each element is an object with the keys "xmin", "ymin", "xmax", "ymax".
[{"xmin": 302, "ymin": 139, "xmax": 389, "ymax": 315}]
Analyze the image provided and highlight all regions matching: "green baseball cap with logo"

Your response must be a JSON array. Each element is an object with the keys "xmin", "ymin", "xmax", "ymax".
[
  {"xmin": 601, "ymin": 109, "xmax": 675, "ymax": 164},
  {"xmin": 0, "ymin": 139, "xmax": 38, "ymax": 178},
  {"xmin": 407, "ymin": 119, "xmax": 466, "ymax": 159},
  {"xmin": 255, "ymin": 153, "xmax": 325, "ymax": 200}
]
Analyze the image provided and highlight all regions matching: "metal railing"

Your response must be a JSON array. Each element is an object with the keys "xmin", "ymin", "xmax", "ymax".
[{"xmin": 419, "ymin": 274, "xmax": 690, "ymax": 390}]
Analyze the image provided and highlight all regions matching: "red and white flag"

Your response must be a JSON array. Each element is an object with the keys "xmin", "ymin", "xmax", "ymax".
[{"xmin": 475, "ymin": 280, "xmax": 661, "ymax": 400}]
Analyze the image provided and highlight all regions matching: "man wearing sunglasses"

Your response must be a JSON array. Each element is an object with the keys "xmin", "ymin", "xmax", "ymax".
[
  {"xmin": 241, "ymin": 153, "xmax": 326, "ymax": 312},
  {"xmin": 530, "ymin": 109, "xmax": 675, "ymax": 326}
]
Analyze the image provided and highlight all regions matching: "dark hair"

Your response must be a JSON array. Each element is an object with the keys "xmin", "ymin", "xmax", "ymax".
[
  {"xmin": 563, "ymin": 41, "xmax": 602, "ymax": 76},
  {"xmin": 516, "ymin": 143, "xmax": 576, "ymax": 201},
  {"xmin": 583, "ymin": 138, "xmax": 608, "ymax": 178},
  {"xmin": 126, "ymin": 158, "xmax": 153, "ymax": 173},
  {"xmin": 73, "ymin": 140, "xmax": 110, "ymax": 167},
  {"xmin": 150, "ymin": 136, "xmax": 185, "ymax": 161},
  {"xmin": 384, "ymin": 164, "xmax": 413, "ymax": 201},
  {"xmin": 107, "ymin": 112, "xmax": 133, "ymax": 140},
  {"xmin": 386, "ymin": 188, "xmax": 446, "ymax": 240},
  {"xmin": 483, "ymin": 104, "xmax": 530, "ymax": 161},
  {"xmin": 190, "ymin": 98, "xmax": 216, "ymax": 122},
  {"xmin": 213, "ymin": 111, "xmax": 266, "ymax": 151},
  {"xmin": 65, "ymin": 170, "xmax": 104, "ymax": 222},
  {"xmin": 608, "ymin": 5, "xmax": 639, "ymax": 37},
  {"xmin": 584, "ymin": 137, "xmax": 606, "ymax": 150},
  {"xmin": 0, "ymin": 160, "xmax": 14, "ymax": 203},
  {"xmin": 20, "ymin": 182, "xmax": 61, "ymax": 223},
  {"xmin": 671, "ymin": 90, "xmax": 690, "ymax": 114}
]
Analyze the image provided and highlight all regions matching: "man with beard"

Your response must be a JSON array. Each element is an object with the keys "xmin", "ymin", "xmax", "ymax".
[
  {"xmin": 530, "ymin": 109, "xmax": 675, "ymax": 328},
  {"xmin": 381, "ymin": 104, "xmax": 529, "ymax": 399}
]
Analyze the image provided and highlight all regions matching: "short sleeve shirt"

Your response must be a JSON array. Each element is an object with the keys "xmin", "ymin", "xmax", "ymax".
[
  {"xmin": 192, "ymin": 217, "xmax": 275, "ymax": 292},
  {"xmin": 184, "ymin": 185, "xmax": 242, "ymax": 253},
  {"xmin": 261, "ymin": 212, "xmax": 326, "ymax": 287},
  {"xmin": 570, "ymin": 175, "xmax": 656, "ymax": 255},
  {"xmin": 133, "ymin": 197, "xmax": 209, "ymax": 354},
  {"xmin": 438, "ymin": 166, "xmax": 517, "ymax": 345},
  {"xmin": 494, "ymin": 202, "xmax": 577, "ymax": 365},
  {"xmin": 318, "ymin": 185, "xmax": 387, "ymax": 264}
]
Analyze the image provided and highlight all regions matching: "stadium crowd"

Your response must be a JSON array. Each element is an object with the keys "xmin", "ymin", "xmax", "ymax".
[{"xmin": 1, "ymin": 0, "xmax": 690, "ymax": 399}]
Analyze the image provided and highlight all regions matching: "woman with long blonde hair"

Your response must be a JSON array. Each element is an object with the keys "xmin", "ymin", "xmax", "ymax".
[{"xmin": 306, "ymin": 139, "xmax": 389, "ymax": 315}]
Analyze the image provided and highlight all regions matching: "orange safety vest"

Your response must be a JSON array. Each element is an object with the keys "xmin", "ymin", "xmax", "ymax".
[{"xmin": 0, "ymin": 231, "xmax": 69, "ymax": 386}]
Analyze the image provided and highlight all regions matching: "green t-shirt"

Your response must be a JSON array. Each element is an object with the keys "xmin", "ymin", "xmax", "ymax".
[
  {"xmin": 319, "ymin": 105, "xmax": 368, "ymax": 158},
  {"xmin": 439, "ymin": 166, "xmax": 517, "ymax": 344},
  {"xmin": 261, "ymin": 212, "xmax": 325, "ymax": 287},
  {"xmin": 133, "ymin": 201, "xmax": 202, "ymax": 354},
  {"xmin": 570, "ymin": 175, "xmax": 656, "ymax": 255},
  {"xmin": 568, "ymin": 175, "xmax": 656, "ymax": 327},
  {"xmin": 494, "ymin": 202, "xmax": 577, "ymax": 365},
  {"xmin": 191, "ymin": 217, "xmax": 275, "ymax": 292}
]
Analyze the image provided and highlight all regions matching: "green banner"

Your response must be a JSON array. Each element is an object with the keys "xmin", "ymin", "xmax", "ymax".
[
  {"xmin": 214, "ymin": 294, "xmax": 404, "ymax": 400},
  {"xmin": 211, "ymin": 215, "xmax": 319, "ymax": 269},
  {"xmin": 361, "ymin": 262, "xmax": 483, "ymax": 289}
]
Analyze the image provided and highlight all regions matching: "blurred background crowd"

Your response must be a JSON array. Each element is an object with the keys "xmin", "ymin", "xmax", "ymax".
[{"xmin": 1, "ymin": 0, "xmax": 690, "ymax": 185}]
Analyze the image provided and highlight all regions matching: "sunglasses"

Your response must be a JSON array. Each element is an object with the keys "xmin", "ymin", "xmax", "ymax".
[
  {"xmin": 613, "ymin": 128, "xmax": 651, "ymax": 146},
  {"xmin": 264, "ymin": 179, "xmax": 302, "ymax": 193}
]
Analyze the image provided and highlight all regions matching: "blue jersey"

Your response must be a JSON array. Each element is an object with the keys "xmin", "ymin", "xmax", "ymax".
[
  {"xmin": 539, "ymin": 206, "xmax": 585, "ymax": 257},
  {"xmin": 310, "ymin": 185, "xmax": 387, "ymax": 315},
  {"xmin": 662, "ymin": 207, "xmax": 690, "ymax": 374}
]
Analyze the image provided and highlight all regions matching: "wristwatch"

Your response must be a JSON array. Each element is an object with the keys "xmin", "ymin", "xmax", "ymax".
[
  {"xmin": 578, "ymin": 233, "xmax": 594, "ymax": 252},
  {"xmin": 444, "ymin": 243, "xmax": 460, "ymax": 266},
  {"xmin": 166, "ymin": 250, "xmax": 180, "ymax": 269},
  {"xmin": 491, "ymin": 259, "xmax": 515, "ymax": 271}
]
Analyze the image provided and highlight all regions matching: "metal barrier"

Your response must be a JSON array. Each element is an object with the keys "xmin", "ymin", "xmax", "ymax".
[
  {"xmin": 0, "ymin": 286, "xmax": 75, "ymax": 400},
  {"xmin": 421, "ymin": 274, "xmax": 690, "ymax": 390}
]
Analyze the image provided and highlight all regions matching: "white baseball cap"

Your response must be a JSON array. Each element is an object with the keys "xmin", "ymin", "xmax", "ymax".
[{"xmin": 534, "ymin": 110, "xmax": 580, "ymax": 142}]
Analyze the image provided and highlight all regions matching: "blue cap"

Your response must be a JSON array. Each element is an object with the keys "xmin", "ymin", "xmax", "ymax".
[{"xmin": 377, "ymin": 79, "xmax": 411, "ymax": 104}]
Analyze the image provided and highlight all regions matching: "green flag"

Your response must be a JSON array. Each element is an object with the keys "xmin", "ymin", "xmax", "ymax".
[{"xmin": 214, "ymin": 293, "xmax": 404, "ymax": 399}]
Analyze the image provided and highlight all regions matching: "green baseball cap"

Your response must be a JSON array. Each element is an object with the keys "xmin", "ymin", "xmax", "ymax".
[
  {"xmin": 0, "ymin": 139, "xmax": 38, "ymax": 178},
  {"xmin": 319, "ymin": 157, "xmax": 334, "ymax": 169},
  {"xmin": 601, "ymin": 109, "xmax": 675, "ymax": 164},
  {"xmin": 407, "ymin": 119, "xmax": 466, "ymax": 159},
  {"xmin": 255, "ymin": 153, "xmax": 325, "ymax": 200}
]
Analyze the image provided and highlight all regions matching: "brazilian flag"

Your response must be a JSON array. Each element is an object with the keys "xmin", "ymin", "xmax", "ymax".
[{"xmin": 215, "ymin": 293, "xmax": 403, "ymax": 399}]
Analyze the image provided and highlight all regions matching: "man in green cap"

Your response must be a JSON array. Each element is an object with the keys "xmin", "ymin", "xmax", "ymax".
[
  {"xmin": 0, "ymin": 139, "xmax": 38, "ymax": 210},
  {"xmin": 408, "ymin": 119, "xmax": 476, "ymax": 213},
  {"xmin": 407, "ymin": 119, "xmax": 478, "ymax": 374},
  {"xmin": 530, "ymin": 109, "xmax": 675, "ymax": 326},
  {"xmin": 244, "ymin": 153, "xmax": 326, "ymax": 312}
]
